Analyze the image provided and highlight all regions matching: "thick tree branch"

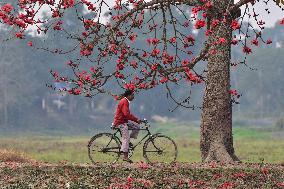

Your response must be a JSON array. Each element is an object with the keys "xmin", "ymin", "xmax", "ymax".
[
  {"xmin": 112, "ymin": 0, "xmax": 201, "ymax": 30},
  {"xmin": 230, "ymin": 0, "xmax": 254, "ymax": 13}
]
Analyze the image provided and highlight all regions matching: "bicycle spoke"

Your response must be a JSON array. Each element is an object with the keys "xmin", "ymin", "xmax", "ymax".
[
  {"xmin": 88, "ymin": 133, "xmax": 120, "ymax": 163},
  {"xmin": 143, "ymin": 135, "xmax": 177, "ymax": 164}
]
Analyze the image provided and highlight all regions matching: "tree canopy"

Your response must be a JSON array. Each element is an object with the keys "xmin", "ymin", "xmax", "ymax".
[{"xmin": 0, "ymin": 0, "xmax": 282, "ymax": 104}]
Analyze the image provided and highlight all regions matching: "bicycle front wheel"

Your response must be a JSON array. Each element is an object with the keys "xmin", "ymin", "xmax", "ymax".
[
  {"xmin": 143, "ymin": 135, "xmax": 177, "ymax": 164},
  {"xmin": 88, "ymin": 133, "xmax": 121, "ymax": 164}
]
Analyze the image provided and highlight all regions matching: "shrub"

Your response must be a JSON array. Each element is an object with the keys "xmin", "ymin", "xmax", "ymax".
[{"xmin": 0, "ymin": 149, "xmax": 36, "ymax": 163}]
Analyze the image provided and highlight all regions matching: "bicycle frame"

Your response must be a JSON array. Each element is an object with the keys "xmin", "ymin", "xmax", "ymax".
[
  {"xmin": 112, "ymin": 124, "xmax": 153, "ymax": 151},
  {"xmin": 88, "ymin": 122, "xmax": 178, "ymax": 164}
]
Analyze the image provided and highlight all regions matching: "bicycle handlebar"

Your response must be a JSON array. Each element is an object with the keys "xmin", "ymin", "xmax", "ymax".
[
  {"xmin": 140, "ymin": 118, "xmax": 150, "ymax": 129},
  {"xmin": 141, "ymin": 118, "xmax": 148, "ymax": 123}
]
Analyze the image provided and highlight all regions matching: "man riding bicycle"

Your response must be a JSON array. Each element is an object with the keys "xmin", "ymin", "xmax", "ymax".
[
  {"xmin": 87, "ymin": 90, "xmax": 177, "ymax": 164},
  {"xmin": 112, "ymin": 89, "xmax": 142, "ymax": 163}
]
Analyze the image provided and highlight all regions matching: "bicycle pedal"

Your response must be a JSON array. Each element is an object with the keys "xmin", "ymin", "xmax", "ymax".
[{"xmin": 129, "ymin": 142, "xmax": 134, "ymax": 148}]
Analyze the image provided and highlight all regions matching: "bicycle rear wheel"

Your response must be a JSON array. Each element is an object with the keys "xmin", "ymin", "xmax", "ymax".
[
  {"xmin": 88, "ymin": 133, "xmax": 121, "ymax": 164},
  {"xmin": 143, "ymin": 134, "xmax": 177, "ymax": 164}
]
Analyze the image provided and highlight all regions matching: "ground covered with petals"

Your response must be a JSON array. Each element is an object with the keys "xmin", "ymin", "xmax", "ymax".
[{"xmin": 1, "ymin": 162, "xmax": 284, "ymax": 188}]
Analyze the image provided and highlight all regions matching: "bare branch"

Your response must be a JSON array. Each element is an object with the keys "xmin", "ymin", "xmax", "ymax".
[
  {"xmin": 167, "ymin": 43, "xmax": 210, "ymax": 74},
  {"xmin": 112, "ymin": 0, "xmax": 201, "ymax": 30}
]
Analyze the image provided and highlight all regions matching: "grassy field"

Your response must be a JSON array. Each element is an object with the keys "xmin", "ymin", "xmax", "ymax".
[{"xmin": 0, "ymin": 122, "xmax": 284, "ymax": 164}]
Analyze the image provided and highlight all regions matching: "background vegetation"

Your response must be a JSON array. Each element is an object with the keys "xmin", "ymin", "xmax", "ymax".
[{"xmin": 0, "ymin": 122, "xmax": 284, "ymax": 164}]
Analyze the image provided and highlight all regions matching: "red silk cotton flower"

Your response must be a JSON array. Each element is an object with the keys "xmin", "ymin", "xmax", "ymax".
[
  {"xmin": 243, "ymin": 46, "xmax": 252, "ymax": 54},
  {"xmin": 194, "ymin": 19, "xmax": 206, "ymax": 29},
  {"xmin": 229, "ymin": 89, "xmax": 238, "ymax": 96},
  {"xmin": 130, "ymin": 61, "xmax": 138, "ymax": 69},
  {"xmin": 251, "ymin": 39, "xmax": 259, "ymax": 46},
  {"xmin": 124, "ymin": 83, "xmax": 136, "ymax": 91},
  {"xmin": 151, "ymin": 48, "xmax": 160, "ymax": 56},
  {"xmin": 15, "ymin": 32, "xmax": 24, "ymax": 39},
  {"xmin": 169, "ymin": 37, "xmax": 176, "ymax": 43},
  {"xmin": 266, "ymin": 39, "xmax": 272, "ymax": 44},
  {"xmin": 231, "ymin": 20, "xmax": 240, "ymax": 30},
  {"xmin": 231, "ymin": 39, "xmax": 238, "ymax": 45},
  {"xmin": 1, "ymin": 4, "xmax": 13, "ymax": 13},
  {"xmin": 218, "ymin": 38, "xmax": 226, "ymax": 44},
  {"xmin": 129, "ymin": 33, "xmax": 137, "ymax": 42},
  {"xmin": 63, "ymin": 0, "xmax": 75, "ymax": 8},
  {"xmin": 27, "ymin": 41, "xmax": 33, "ymax": 46}
]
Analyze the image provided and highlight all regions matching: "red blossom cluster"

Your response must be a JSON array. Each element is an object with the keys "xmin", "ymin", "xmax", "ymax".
[
  {"xmin": 108, "ymin": 176, "xmax": 153, "ymax": 189},
  {"xmin": 0, "ymin": 0, "xmax": 282, "ymax": 100},
  {"xmin": 213, "ymin": 173, "xmax": 223, "ymax": 179},
  {"xmin": 184, "ymin": 35, "xmax": 195, "ymax": 47},
  {"xmin": 233, "ymin": 172, "xmax": 246, "ymax": 179},
  {"xmin": 53, "ymin": 21, "xmax": 63, "ymax": 30},
  {"xmin": 169, "ymin": 37, "xmax": 176, "ymax": 43},
  {"xmin": 251, "ymin": 39, "xmax": 259, "ymax": 46},
  {"xmin": 195, "ymin": 19, "xmax": 206, "ymax": 29},
  {"xmin": 162, "ymin": 52, "xmax": 175, "ymax": 65},
  {"xmin": 15, "ymin": 32, "xmax": 24, "ymax": 39},
  {"xmin": 185, "ymin": 68, "xmax": 202, "ymax": 83},
  {"xmin": 276, "ymin": 182, "xmax": 284, "ymax": 188},
  {"xmin": 146, "ymin": 38, "xmax": 160, "ymax": 46},
  {"xmin": 128, "ymin": 33, "xmax": 137, "ymax": 42},
  {"xmin": 81, "ymin": 0, "xmax": 96, "ymax": 11},
  {"xmin": 63, "ymin": 0, "xmax": 75, "ymax": 9},
  {"xmin": 80, "ymin": 42, "xmax": 94, "ymax": 56},
  {"xmin": 220, "ymin": 181, "xmax": 234, "ymax": 189},
  {"xmin": 137, "ymin": 161, "xmax": 150, "ymax": 169},
  {"xmin": 188, "ymin": 180, "xmax": 206, "ymax": 187},
  {"xmin": 83, "ymin": 19, "xmax": 97, "ymax": 30},
  {"xmin": 124, "ymin": 83, "xmax": 136, "ymax": 90},
  {"xmin": 231, "ymin": 20, "xmax": 241, "ymax": 30},
  {"xmin": 229, "ymin": 89, "xmax": 239, "ymax": 96},
  {"xmin": 242, "ymin": 46, "xmax": 252, "ymax": 54},
  {"xmin": 151, "ymin": 48, "xmax": 160, "ymax": 56},
  {"xmin": 27, "ymin": 41, "xmax": 33, "ymax": 46},
  {"xmin": 218, "ymin": 38, "xmax": 227, "ymax": 44},
  {"xmin": 3, "ymin": 162, "xmax": 21, "ymax": 170},
  {"xmin": 1, "ymin": 3, "xmax": 13, "ymax": 13}
]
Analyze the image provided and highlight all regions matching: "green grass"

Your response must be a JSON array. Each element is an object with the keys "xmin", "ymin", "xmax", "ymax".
[{"xmin": 0, "ymin": 123, "xmax": 284, "ymax": 164}]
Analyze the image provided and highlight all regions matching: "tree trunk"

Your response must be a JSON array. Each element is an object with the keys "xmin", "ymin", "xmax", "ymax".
[{"xmin": 200, "ymin": 0, "xmax": 240, "ymax": 163}]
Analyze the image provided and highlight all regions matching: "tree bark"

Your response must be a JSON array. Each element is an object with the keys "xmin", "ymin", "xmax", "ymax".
[{"xmin": 200, "ymin": 0, "xmax": 240, "ymax": 163}]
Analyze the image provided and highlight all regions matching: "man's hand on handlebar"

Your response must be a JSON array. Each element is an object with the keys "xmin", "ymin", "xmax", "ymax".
[{"xmin": 138, "ymin": 118, "xmax": 148, "ymax": 124}]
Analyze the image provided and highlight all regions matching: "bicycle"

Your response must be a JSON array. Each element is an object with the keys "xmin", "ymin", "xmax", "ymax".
[{"xmin": 88, "ymin": 119, "xmax": 178, "ymax": 164}]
